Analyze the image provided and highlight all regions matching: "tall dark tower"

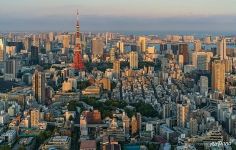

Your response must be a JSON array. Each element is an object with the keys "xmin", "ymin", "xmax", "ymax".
[{"xmin": 73, "ymin": 10, "xmax": 85, "ymax": 71}]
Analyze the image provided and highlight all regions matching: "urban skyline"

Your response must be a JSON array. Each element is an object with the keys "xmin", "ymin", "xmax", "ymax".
[{"xmin": 1, "ymin": 1, "xmax": 236, "ymax": 150}]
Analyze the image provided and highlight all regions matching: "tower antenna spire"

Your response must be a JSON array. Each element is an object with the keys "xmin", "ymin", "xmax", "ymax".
[{"xmin": 77, "ymin": 9, "xmax": 79, "ymax": 26}]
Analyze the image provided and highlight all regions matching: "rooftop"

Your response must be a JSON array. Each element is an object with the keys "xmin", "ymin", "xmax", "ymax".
[{"xmin": 80, "ymin": 140, "xmax": 96, "ymax": 149}]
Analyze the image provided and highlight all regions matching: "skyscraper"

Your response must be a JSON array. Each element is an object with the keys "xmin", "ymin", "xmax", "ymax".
[
  {"xmin": 4, "ymin": 59, "xmax": 20, "ymax": 81},
  {"xmin": 30, "ymin": 46, "xmax": 39, "ymax": 65},
  {"xmin": 91, "ymin": 38, "xmax": 104, "ymax": 56},
  {"xmin": 31, "ymin": 108, "xmax": 40, "ymax": 127},
  {"xmin": 199, "ymin": 76, "xmax": 208, "ymax": 96},
  {"xmin": 179, "ymin": 43, "xmax": 189, "ymax": 65},
  {"xmin": 212, "ymin": 60, "xmax": 225, "ymax": 94},
  {"xmin": 113, "ymin": 60, "xmax": 120, "ymax": 78},
  {"xmin": 32, "ymin": 69, "xmax": 46, "ymax": 104},
  {"xmin": 80, "ymin": 115, "xmax": 88, "ymax": 137},
  {"xmin": 129, "ymin": 51, "xmax": 138, "ymax": 69},
  {"xmin": 62, "ymin": 35, "xmax": 70, "ymax": 49},
  {"xmin": 190, "ymin": 117, "xmax": 198, "ymax": 136},
  {"xmin": 45, "ymin": 41, "xmax": 52, "ymax": 52},
  {"xmin": 73, "ymin": 10, "xmax": 84, "ymax": 71},
  {"xmin": 117, "ymin": 41, "xmax": 124, "ymax": 54},
  {"xmin": 192, "ymin": 52, "xmax": 213, "ymax": 70},
  {"xmin": 33, "ymin": 35, "xmax": 40, "ymax": 48},
  {"xmin": 177, "ymin": 103, "xmax": 189, "ymax": 128},
  {"xmin": 110, "ymin": 48, "xmax": 116, "ymax": 62},
  {"xmin": 24, "ymin": 37, "xmax": 32, "ymax": 52},
  {"xmin": 49, "ymin": 32, "xmax": 54, "ymax": 42},
  {"xmin": 0, "ymin": 38, "xmax": 5, "ymax": 61},
  {"xmin": 138, "ymin": 37, "xmax": 146, "ymax": 53},
  {"xmin": 196, "ymin": 52, "xmax": 208, "ymax": 70},
  {"xmin": 217, "ymin": 38, "xmax": 227, "ymax": 60},
  {"xmin": 194, "ymin": 40, "xmax": 201, "ymax": 52},
  {"xmin": 131, "ymin": 115, "xmax": 138, "ymax": 135}
]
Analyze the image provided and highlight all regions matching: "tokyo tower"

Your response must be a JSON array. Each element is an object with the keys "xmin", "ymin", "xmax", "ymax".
[{"xmin": 73, "ymin": 10, "xmax": 85, "ymax": 71}]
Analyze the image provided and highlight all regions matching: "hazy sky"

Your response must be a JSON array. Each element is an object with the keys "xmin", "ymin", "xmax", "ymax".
[{"xmin": 0, "ymin": 0, "xmax": 236, "ymax": 32}]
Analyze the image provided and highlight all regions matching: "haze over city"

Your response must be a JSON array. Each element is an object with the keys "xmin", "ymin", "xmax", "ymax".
[
  {"xmin": 1, "ymin": 0, "xmax": 236, "ymax": 150},
  {"xmin": 1, "ymin": 0, "xmax": 236, "ymax": 32}
]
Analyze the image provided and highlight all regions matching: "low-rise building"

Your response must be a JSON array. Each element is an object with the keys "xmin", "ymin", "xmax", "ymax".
[
  {"xmin": 0, "ymin": 130, "xmax": 17, "ymax": 147},
  {"xmin": 80, "ymin": 140, "xmax": 96, "ymax": 150},
  {"xmin": 41, "ymin": 136, "xmax": 71, "ymax": 150}
]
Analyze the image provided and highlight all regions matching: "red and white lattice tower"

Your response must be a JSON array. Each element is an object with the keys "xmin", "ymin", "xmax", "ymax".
[{"xmin": 73, "ymin": 10, "xmax": 85, "ymax": 71}]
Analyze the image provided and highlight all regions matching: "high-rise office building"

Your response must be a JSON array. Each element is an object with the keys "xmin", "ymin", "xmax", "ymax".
[
  {"xmin": 190, "ymin": 118, "xmax": 198, "ymax": 136},
  {"xmin": 223, "ymin": 59, "xmax": 233, "ymax": 73},
  {"xmin": 204, "ymin": 36, "xmax": 211, "ymax": 44},
  {"xmin": 113, "ymin": 60, "xmax": 120, "ymax": 78},
  {"xmin": 199, "ymin": 76, "xmax": 208, "ymax": 96},
  {"xmin": 8, "ymin": 33, "xmax": 14, "ymax": 41},
  {"xmin": 63, "ymin": 35, "xmax": 70, "ymax": 49},
  {"xmin": 80, "ymin": 115, "xmax": 88, "ymax": 137},
  {"xmin": 45, "ymin": 41, "xmax": 52, "ymax": 52},
  {"xmin": 171, "ymin": 44, "xmax": 179, "ymax": 55},
  {"xmin": 31, "ymin": 46, "xmax": 39, "ymax": 65},
  {"xmin": 110, "ymin": 48, "xmax": 116, "ymax": 62},
  {"xmin": 136, "ymin": 113, "xmax": 142, "ymax": 133},
  {"xmin": 212, "ymin": 60, "xmax": 225, "ymax": 94},
  {"xmin": 196, "ymin": 53, "xmax": 208, "ymax": 70},
  {"xmin": 4, "ymin": 59, "xmax": 20, "ymax": 81},
  {"xmin": 6, "ymin": 46, "xmax": 16, "ymax": 56},
  {"xmin": 49, "ymin": 32, "xmax": 54, "ymax": 42},
  {"xmin": 217, "ymin": 38, "xmax": 227, "ymax": 60},
  {"xmin": 0, "ymin": 38, "xmax": 5, "ymax": 61},
  {"xmin": 33, "ymin": 35, "xmax": 40, "ymax": 48},
  {"xmin": 24, "ymin": 37, "xmax": 32, "ymax": 52},
  {"xmin": 194, "ymin": 40, "xmax": 201, "ymax": 52},
  {"xmin": 179, "ymin": 43, "xmax": 189, "ymax": 64},
  {"xmin": 129, "ymin": 51, "xmax": 138, "ymax": 69},
  {"xmin": 160, "ymin": 43, "xmax": 168, "ymax": 54},
  {"xmin": 31, "ymin": 108, "xmax": 40, "ymax": 128},
  {"xmin": 177, "ymin": 103, "xmax": 189, "ymax": 128},
  {"xmin": 117, "ymin": 41, "xmax": 124, "ymax": 54},
  {"xmin": 122, "ymin": 113, "xmax": 130, "ymax": 135},
  {"xmin": 192, "ymin": 52, "xmax": 213, "ymax": 70},
  {"xmin": 131, "ymin": 115, "xmax": 138, "ymax": 135},
  {"xmin": 32, "ymin": 69, "xmax": 46, "ymax": 104},
  {"xmin": 138, "ymin": 37, "xmax": 146, "ymax": 53},
  {"xmin": 91, "ymin": 38, "xmax": 104, "ymax": 56}
]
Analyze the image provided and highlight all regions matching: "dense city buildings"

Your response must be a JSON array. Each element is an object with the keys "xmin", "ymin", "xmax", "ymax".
[{"xmin": 0, "ymin": 3, "xmax": 236, "ymax": 150}]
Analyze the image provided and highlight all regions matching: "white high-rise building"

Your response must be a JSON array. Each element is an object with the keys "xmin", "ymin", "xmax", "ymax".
[
  {"xmin": 217, "ymin": 38, "xmax": 227, "ymax": 60},
  {"xmin": 177, "ymin": 103, "xmax": 189, "ymax": 128},
  {"xmin": 31, "ymin": 108, "xmax": 40, "ymax": 128},
  {"xmin": 129, "ymin": 51, "xmax": 138, "ymax": 69},
  {"xmin": 199, "ymin": 76, "xmax": 208, "ymax": 96},
  {"xmin": 117, "ymin": 41, "xmax": 124, "ymax": 54},
  {"xmin": 0, "ymin": 38, "xmax": 5, "ymax": 61},
  {"xmin": 80, "ymin": 115, "xmax": 88, "ymax": 138},
  {"xmin": 138, "ymin": 37, "xmax": 146, "ymax": 52},
  {"xmin": 194, "ymin": 40, "xmax": 201, "ymax": 52}
]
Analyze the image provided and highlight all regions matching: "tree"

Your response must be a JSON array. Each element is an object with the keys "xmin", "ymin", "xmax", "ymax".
[
  {"xmin": 18, "ymin": 145, "xmax": 26, "ymax": 150},
  {"xmin": 37, "ymin": 131, "xmax": 52, "ymax": 144},
  {"xmin": 77, "ymin": 80, "xmax": 90, "ymax": 90},
  {"xmin": 69, "ymin": 115, "xmax": 74, "ymax": 121},
  {"xmin": 67, "ymin": 100, "xmax": 77, "ymax": 111}
]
